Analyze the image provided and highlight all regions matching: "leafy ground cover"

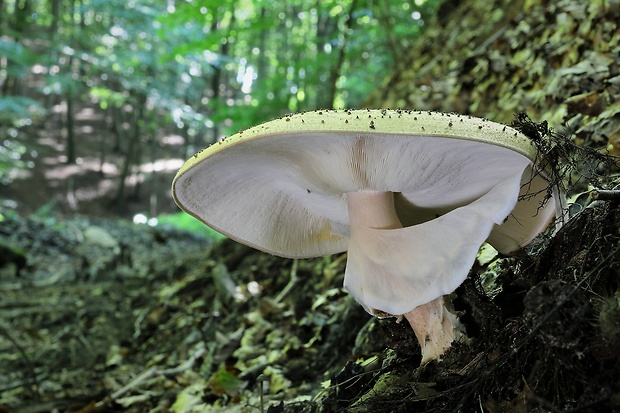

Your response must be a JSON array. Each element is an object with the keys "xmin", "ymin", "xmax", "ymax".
[
  {"xmin": 2, "ymin": 0, "xmax": 620, "ymax": 411},
  {"xmin": 1, "ymin": 188, "xmax": 619, "ymax": 412}
]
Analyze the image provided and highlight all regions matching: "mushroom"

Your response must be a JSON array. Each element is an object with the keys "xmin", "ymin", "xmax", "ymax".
[{"xmin": 172, "ymin": 109, "xmax": 562, "ymax": 364}]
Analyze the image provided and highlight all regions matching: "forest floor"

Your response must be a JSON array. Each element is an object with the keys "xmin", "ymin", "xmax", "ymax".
[
  {"xmin": 1, "ymin": 103, "xmax": 620, "ymax": 412},
  {"xmin": 3, "ymin": 0, "xmax": 620, "ymax": 410},
  {"xmin": 2, "ymin": 93, "xmax": 184, "ymax": 221},
  {"xmin": 1, "ymin": 183, "xmax": 619, "ymax": 412},
  {"xmin": 0, "ymin": 92, "xmax": 619, "ymax": 412},
  {"xmin": 2, "ymin": 50, "xmax": 620, "ymax": 412}
]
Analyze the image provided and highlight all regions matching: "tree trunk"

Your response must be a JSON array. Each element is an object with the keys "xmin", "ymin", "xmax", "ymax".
[
  {"xmin": 111, "ymin": 105, "xmax": 124, "ymax": 153},
  {"xmin": 63, "ymin": 0, "xmax": 77, "ymax": 164},
  {"xmin": 50, "ymin": 0, "xmax": 59, "ymax": 35},
  {"xmin": 207, "ymin": 3, "xmax": 235, "ymax": 142},
  {"xmin": 0, "ymin": 0, "xmax": 5, "ymax": 34},
  {"xmin": 326, "ymin": 0, "xmax": 358, "ymax": 108},
  {"xmin": 314, "ymin": 1, "xmax": 339, "ymax": 108},
  {"xmin": 256, "ymin": 6, "xmax": 268, "ymax": 84},
  {"xmin": 2, "ymin": 0, "xmax": 31, "ymax": 96},
  {"xmin": 114, "ymin": 93, "xmax": 146, "ymax": 210},
  {"xmin": 65, "ymin": 84, "xmax": 76, "ymax": 164}
]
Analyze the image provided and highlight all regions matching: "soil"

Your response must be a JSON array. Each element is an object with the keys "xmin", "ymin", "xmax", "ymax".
[
  {"xmin": 2, "ymin": 0, "xmax": 620, "ymax": 411},
  {"xmin": 1, "ymin": 186, "xmax": 619, "ymax": 413},
  {"xmin": 2, "ymin": 95, "xmax": 184, "ymax": 220}
]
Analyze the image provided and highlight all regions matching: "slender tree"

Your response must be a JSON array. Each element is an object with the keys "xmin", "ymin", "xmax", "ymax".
[{"xmin": 326, "ymin": 0, "xmax": 358, "ymax": 108}]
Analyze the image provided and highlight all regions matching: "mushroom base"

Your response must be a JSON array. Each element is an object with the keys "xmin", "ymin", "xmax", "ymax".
[
  {"xmin": 401, "ymin": 295, "xmax": 465, "ymax": 365},
  {"xmin": 345, "ymin": 190, "xmax": 466, "ymax": 364}
]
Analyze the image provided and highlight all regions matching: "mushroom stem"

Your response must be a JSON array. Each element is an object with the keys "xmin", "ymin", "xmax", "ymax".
[
  {"xmin": 402, "ymin": 296, "xmax": 464, "ymax": 365},
  {"xmin": 346, "ymin": 190, "xmax": 402, "ymax": 231},
  {"xmin": 345, "ymin": 190, "xmax": 464, "ymax": 363}
]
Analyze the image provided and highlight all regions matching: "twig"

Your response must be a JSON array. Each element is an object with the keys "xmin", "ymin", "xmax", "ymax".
[
  {"xmin": 453, "ymin": 240, "xmax": 620, "ymax": 412},
  {"xmin": 0, "ymin": 374, "xmax": 47, "ymax": 393},
  {"xmin": 274, "ymin": 259, "xmax": 298, "ymax": 303},
  {"xmin": 590, "ymin": 189, "xmax": 620, "ymax": 201},
  {"xmin": 96, "ymin": 344, "xmax": 206, "ymax": 408},
  {"xmin": 0, "ymin": 321, "xmax": 39, "ymax": 396},
  {"xmin": 257, "ymin": 374, "xmax": 268, "ymax": 413}
]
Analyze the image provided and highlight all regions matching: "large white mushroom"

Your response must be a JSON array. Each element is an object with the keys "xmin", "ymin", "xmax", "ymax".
[{"xmin": 172, "ymin": 109, "xmax": 562, "ymax": 364}]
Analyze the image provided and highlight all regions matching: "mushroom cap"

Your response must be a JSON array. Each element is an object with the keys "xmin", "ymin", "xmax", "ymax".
[{"xmin": 172, "ymin": 109, "xmax": 556, "ymax": 258}]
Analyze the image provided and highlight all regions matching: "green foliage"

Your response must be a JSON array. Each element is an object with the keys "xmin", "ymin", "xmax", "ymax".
[
  {"xmin": 0, "ymin": 38, "xmax": 38, "ymax": 77},
  {"xmin": 89, "ymin": 87, "xmax": 127, "ymax": 110},
  {"xmin": 0, "ymin": 96, "xmax": 43, "ymax": 124},
  {"xmin": 156, "ymin": 212, "xmax": 226, "ymax": 241},
  {"xmin": 0, "ymin": 97, "xmax": 42, "ymax": 184},
  {"xmin": 0, "ymin": 208, "xmax": 20, "ymax": 224},
  {"xmin": 153, "ymin": 0, "xmax": 440, "ymax": 134},
  {"xmin": 0, "ymin": 0, "xmax": 438, "ymax": 213},
  {"xmin": 0, "ymin": 139, "xmax": 29, "ymax": 185},
  {"xmin": 2, "ymin": 0, "xmax": 438, "ymax": 139},
  {"xmin": 30, "ymin": 200, "xmax": 62, "ymax": 229}
]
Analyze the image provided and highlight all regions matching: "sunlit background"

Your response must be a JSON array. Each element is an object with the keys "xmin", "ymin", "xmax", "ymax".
[{"xmin": 1, "ymin": 0, "xmax": 437, "ymax": 232}]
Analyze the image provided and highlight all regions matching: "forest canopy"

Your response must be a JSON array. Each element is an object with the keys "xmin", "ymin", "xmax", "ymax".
[{"xmin": 1, "ymin": 0, "xmax": 438, "ymax": 211}]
